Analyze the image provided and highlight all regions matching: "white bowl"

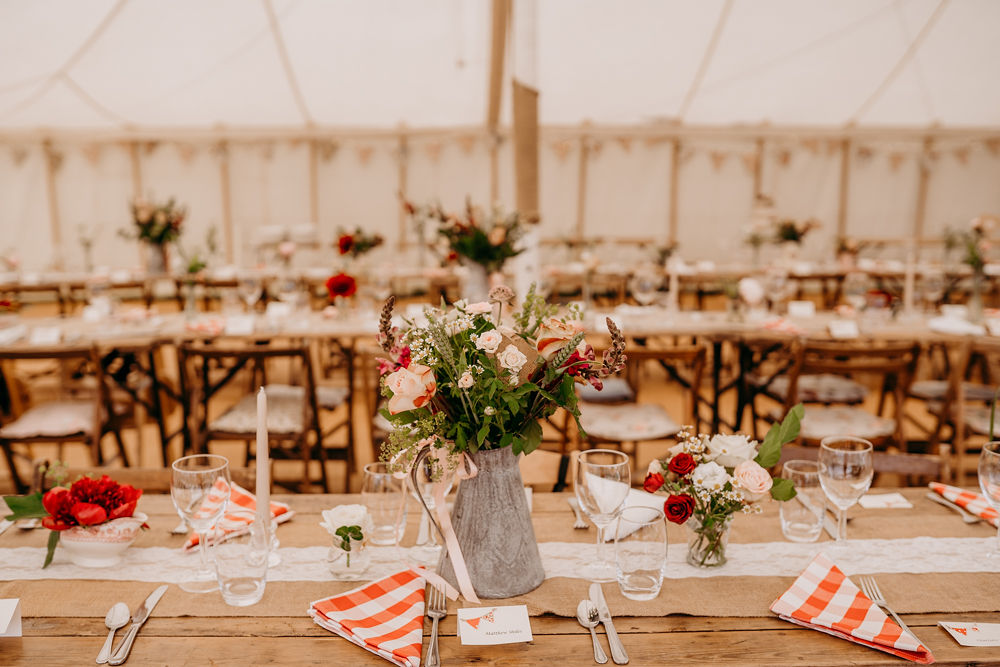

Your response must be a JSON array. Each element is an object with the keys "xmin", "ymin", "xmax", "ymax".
[{"xmin": 58, "ymin": 512, "xmax": 147, "ymax": 568}]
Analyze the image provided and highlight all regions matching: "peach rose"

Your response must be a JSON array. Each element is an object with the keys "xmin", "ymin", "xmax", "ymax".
[
  {"xmin": 732, "ymin": 460, "xmax": 773, "ymax": 498},
  {"xmin": 535, "ymin": 317, "xmax": 582, "ymax": 360},
  {"xmin": 385, "ymin": 363, "xmax": 436, "ymax": 414},
  {"xmin": 475, "ymin": 329, "xmax": 503, "ymax": 353},
  {"xmin": 465, "ymin": 301, "xmax": 492, "ymax": 315}
]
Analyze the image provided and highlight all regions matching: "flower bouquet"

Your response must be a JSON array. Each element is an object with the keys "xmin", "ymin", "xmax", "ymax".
[
  {"xmin": 945, "ymin": 216, "xmax": 997, "ymax": 322},
  {"xmin": 773, "ymin": 218, "xmax": 820, "ymax": 245},
  {"xmin": 321, "ymin": 504, "xmax": 374, "ymax": 578},
  {"xmin": 325, "ymin": 272, "xmax": 358, "ymax": 301},
  {"xmin": 3, "ymin": 473, "xmax": 146, "ymax": 568},
  {"xmin": 377, "ymin": 285, "xmax": 626, "ymax": 598},
  {"xmin": 643, "ymin": 405, "xmax": 802, "ymax": 567},
  {"xmin": 336, "ymin": 227, "xmax": 384, "ymax": 259},
  {"xmin": 121, "ymin": 196, "xmax": 186, "ymax": 273}
]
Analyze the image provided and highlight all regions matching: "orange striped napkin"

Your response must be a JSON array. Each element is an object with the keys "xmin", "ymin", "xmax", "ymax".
[
  {"xmin": 183, "ymin": 479, "xmax": 293, "ymax": 550},
  {"xmin": 771, "ymin": 553, "xmax": 935, "ymax": 664},
  {"xmin": 929, "ymin": 482, "xmax": 999, "ymax": 527},
  {"xmin": 309, "ymin": 570, "xmax": 425, "ymax": 667}
]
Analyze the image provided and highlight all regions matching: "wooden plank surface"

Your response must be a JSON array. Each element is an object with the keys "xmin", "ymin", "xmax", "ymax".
[{"xmin": 2, "ymin": 491, "xmax": 999, "ymax": 665}]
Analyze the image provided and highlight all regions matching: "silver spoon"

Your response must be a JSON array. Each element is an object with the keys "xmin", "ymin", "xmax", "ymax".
[
  {"xmin": 96, "ymin": 602, "xmax": 130, "ymax": 664},
  {"xmin": 576, "ymin": 599, "xmax": 608, "ymax": 664}
]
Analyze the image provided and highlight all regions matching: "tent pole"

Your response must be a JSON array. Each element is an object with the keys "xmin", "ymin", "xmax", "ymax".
[
  {"xmin": 42, "ymin": 140, "xmax": 64, "ymax": 270},
  {"xmin": 489, "ymin": 134, "xmax": 500, "ymax": 204},
  {"xmin": 914, "ymin": 137, "xmax": 933, "ymax": 256},
  {"xmin": 486, "ymin": 0, "xmax": 509, "ymax": 205},
  {"xmin": 836, "ymin": 138, "xmax": 851, "ymax": 240},
  {"xmin": 575, "ymin": 133, "xmax": 589, "ymax": 241},
  {"xmin": 397, "ymin": 132, "xmax": 409, "ymax": 250},
  {"xmin": 217, "ymin": 141, "xmax": 234, "ymax": 264},
  {"xmin": 128, "ymin": 141, "xmax": 143, "ymax": 199},
  {"xmin": 668, "ymin": 139, "xmax": 680, "ymax": 244},
  {"xmin": 512, "ymin": 81, "xmax": 539, "ymax": 215},
  {"xmin": 752, "ymin": 137, "xmax": 764, "ymax": 198},
  {"xmin": 308, "ymin": 139, "xmax": 319, "ymax": 224}
]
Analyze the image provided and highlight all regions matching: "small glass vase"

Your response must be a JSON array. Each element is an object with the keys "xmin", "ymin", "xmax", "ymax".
[
  {"xmin": 685, "ymin": 516, "xmax": 732, "ymax": 568},
  {"xmin": 328, "ymin": 542, "xmax": 371, "ymax": 580},
  {"xmin": 969, "ymin": 269, "xmax": 985, "ymax": 324}
]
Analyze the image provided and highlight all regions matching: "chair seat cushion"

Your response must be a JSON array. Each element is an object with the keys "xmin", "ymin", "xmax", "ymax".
[
  {"xmin": 210, "ymin": 384, "xmax": 306, "ymax": 435},
  {"xmin": 753, "ymin": 373, "xmax": 867, "ymax": 404},
  {"xmin": 963, "ymin": 406, "xmax": 998, "ymax": 436},
  {"xmin": 316, "ymin": 385, "xmax": 349, "ymax": 409},
  {"xmin": 576, "ymin": 377, "xmax": 635, "ymax": 404},
  {"xmin": 580, "ymin": 403, "xmax": 680, "ymax": 442},
  {"xmin": 0, "ymin": 400, "xmax": 95, "ymax": 439},
  {"xmin": 910, "ymin": 380, "xmax": 996, "ymax": 402},
  {"xmin": 771, "ymin": 405, "xmax": 896, "ymax": 442}
]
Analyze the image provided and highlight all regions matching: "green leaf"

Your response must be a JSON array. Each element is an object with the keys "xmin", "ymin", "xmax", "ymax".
[
  {"xmin": 755, "ymin": 403, "xmax": 804, "ymax": 468},
  {"xmin": 499, "ymin": 433, "xmax": 514, "ymax": 449},
  {"xmin": 455, "ymin": 428, "xmax": 467, "ymax": 451},
  {"xmin": 769, "ymin": 477, "xmax": 797, "ymax": 501},
  {"xmin": 3, "ymin": 492, "xmax": 47, "ymax": 520},
  {"xmin": 520, "ymin": 420, "xmax": 543, "ymax": 456},
  {"xmin": 43, "ymin": 529, "xmax": 59, "ymax": 569},
  {"xmin": 476, "ymin": 419, "xmax": 491, "ymax": 447}
]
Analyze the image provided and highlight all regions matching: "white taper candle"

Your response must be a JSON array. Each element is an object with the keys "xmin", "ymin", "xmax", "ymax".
[{"xmin": 255, "ymin": 387, "xmax": 270, "ymax": 531}]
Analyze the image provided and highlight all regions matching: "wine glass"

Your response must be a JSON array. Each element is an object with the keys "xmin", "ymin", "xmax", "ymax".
[
  {"xmin": 922, "ymin": 268, "xmax": 946, "ymax": 312},
  {"xmin": 574, "ymin": 449, "xmax": 631, "ymax": 582},
  {"xmin": 237, "ymin": 276, "xmax": 262, "ymax": 312},
  {"xmin": 629, "ymin": 266, "xmax": 661, "ymax": 307},
  {"xmin": 842, "ymin": 272, "xmax": 868, "ymax": 312},
  {"xmin": 410, "ymin": 456, "xmax": 454, "ymax": 565},
  {"xmin": 818, "ymin": 437, "xmax": 873, "ymax": 542},
  {"xmin": 978, "ymin": 441, "xmax": 1000, "ymax": 557},
  {"xmin": 172, "ymin": 454, "xmax": 232, "ymax": 593}
]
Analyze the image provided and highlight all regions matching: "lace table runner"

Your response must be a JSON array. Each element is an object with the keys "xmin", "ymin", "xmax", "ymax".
[{"xmin": 0, "ymin": 536, "xmax": 995, "ymax": 583}]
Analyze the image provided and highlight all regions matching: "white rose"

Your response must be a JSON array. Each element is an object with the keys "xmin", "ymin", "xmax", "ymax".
[
  {"xmin": 458, "ymin": 371, "xmax": 474, "ymax": 389},
  {"xmin": 465, "ymin": 301, "xmax": 492, "ymax": 314},
  {"xmin": 707, "ymin": 434, "xmax": 758, "ymax": 468},
  {"xmin": 320, "ymin": 504, "xmax": 374, "ymax": 538},
  {"xmin": 691, "ymin": 461, "xmax": 731, "ymax": 491},
  {"xmin": 475, "ymin": 329, "xmax": 503, "ymax": 353},
  {"xmin": 738, "ymin": 278, "xmax": 765, "ymax": 307},
  {"xmin": 497, "ymin": 344, "xmax": 528, "ymax": 373}
]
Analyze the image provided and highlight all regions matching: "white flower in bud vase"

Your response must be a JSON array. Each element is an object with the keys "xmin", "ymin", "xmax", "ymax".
[
  {"xmin": 474, "ymin": 329, "xmax": 503, "ymax": 353},
  {"xmin": 706, "ymin": 434, "xmax": 758, "ymax": 468},
  {"xmin": 320, "ymin": 504, "xmax": 374, "ymax": 539},
  {"xmin": 737, "ymin": 277, "xmax": 765, "ymax": 307},
  {"xmin": 465, "ymin": 301, "xmax": 492, "ymax": 315},
  {"xmin": 497, "ymin": 344, "xmax": 528, "ymax": 373},
  {"xmin": 458, "ymin": 371, "xmax": 474, "ymax": 389},
  {"xmin": 732, "ymin": 460, "xmax": 773, "ymax": 501},
  {"xmin": 691, "ymin": 461, "xmax": 730, "ymax": 491}
]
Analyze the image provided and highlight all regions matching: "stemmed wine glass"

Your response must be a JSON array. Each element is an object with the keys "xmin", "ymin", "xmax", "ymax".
[
  {"xmin": 978, "ymin": 441, "xmax": 1000, "ymax": 557},
  {"xmin": 171, "ymin": 454, "xmax": 232, "ymax": 593},
  {"xmin": 574, "ymin": 449, "xmax": 631, "ymax": 582},
  {"xmin": 629, "ymin": 266, "xmax": 661, "ymax": 307},
  {"xmin": 411, "ymin": 456, "xmax": 454, "ymax": 565},
  {"xmin": 818, "ymin": 437, "xmax": 874, "ymax": 542},
  {"xmin": 237, "ymin": 276, "xmax": 263, "ymax": 312}
]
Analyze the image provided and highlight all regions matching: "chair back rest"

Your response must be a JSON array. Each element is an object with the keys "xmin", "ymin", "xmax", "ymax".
[
  {"xmin": 777, "ymin": 443, "xmax": 950, "ymax": 483},
  {"xmin": 0, "ymin": 345, "xmax": 109, "ymax": 420}
]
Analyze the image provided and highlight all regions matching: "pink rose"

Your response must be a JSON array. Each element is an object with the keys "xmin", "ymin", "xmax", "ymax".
[
  {"xmin": 385, "ymin": 363, "xmax": 437, "ymax": 414},
  {"xmin": 465, "ymin": 301, "xmax": 492, "ymax": 315},
  {"xmin": 535, "ymin": 317, "xmax": 582, "ymax": 360},
  {"xmin": 732, "ymin": 460, "xmax": 773, "ymax": 498}
]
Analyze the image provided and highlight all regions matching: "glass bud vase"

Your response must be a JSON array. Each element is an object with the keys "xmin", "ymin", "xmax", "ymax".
[
  {"xmin": 685, "ymin": 517, "xmax": 732, "ymax": 568},
  {"xmin": 328, "ymin": 541, "xmax": 371, "ymax": 580},
  {"xmin": 969, "ymin": 269, "xmax": 986, "ymax": 324}
]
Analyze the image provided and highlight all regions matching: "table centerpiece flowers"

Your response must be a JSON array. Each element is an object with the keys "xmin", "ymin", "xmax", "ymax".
[
  {"xmin": 945, "ymin": 215, "xmax": 997, "ymax": 323},
  {"xmin": 321, "ymin": 504, "xmax": 374, "ymax": 579},
  {"xmin": 377, "ymin": 285, "xmax": 626, "ymax": 599},
  {"xmin": 336, "ymin": 227, "xmax": 384, "ymax": 259},
  {"xmin": 643, "ymin": 405, "xmax": 802, "ymax": 568},
  {"xmin": 122, "ymin": 196, "xmax": 187, "ymax": 274},
  {"xmin": 3, "ymin": 472, "xmax": 146, "ymax": 568}
]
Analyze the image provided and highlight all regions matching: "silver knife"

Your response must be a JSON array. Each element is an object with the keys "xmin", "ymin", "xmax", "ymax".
[
  {"xmin": 108, "ymin": 585, "xmax": 167, "ymax": 665},
  {"xmin": 589, "ymin": 583, "xmax": 628, "ymax": 664}
]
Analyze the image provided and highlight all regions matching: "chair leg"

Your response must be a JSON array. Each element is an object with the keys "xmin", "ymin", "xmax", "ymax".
[
  {"xmin": 1, "ymin": 439, "xmax": 26, "ymax": 494},
  {"xmin": 113, "ymin": 429, "xmax": 130, "ymax": 467}
]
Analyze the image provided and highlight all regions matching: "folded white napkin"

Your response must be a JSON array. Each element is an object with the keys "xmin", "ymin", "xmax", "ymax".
[{"xmin": 604, "ymin": 489, "xmax": 664, "ymax": 541}]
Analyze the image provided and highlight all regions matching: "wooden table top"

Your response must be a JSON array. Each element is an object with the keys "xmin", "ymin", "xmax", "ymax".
[{"xmin": 1, "ymin": 489, "xmax": 999, "ymax": 666}]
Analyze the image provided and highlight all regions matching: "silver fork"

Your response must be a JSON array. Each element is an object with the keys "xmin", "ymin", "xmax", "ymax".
[
  {"xmin": 425, "ymin": 585, "xmax": 446, "ymax": 667},
  {"xmin": 567, "ymin": 498, "xmax": 589, "ymax": 530},
  {"xmin": 858, "ymin": 576, "xmax": 916, "ymax": 639}
]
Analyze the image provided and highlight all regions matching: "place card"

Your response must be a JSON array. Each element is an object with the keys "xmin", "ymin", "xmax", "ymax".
[
  {"xmin": 939, "ymin": 622, "xmax": 1000, "ymax": 646},
  {"xmin": 858, "ymin": 492, "xmax": 912, "ymax": 509},
  {"xmin": 224, "ymin": 314, "xmax": 255, "ymax": 336},
  {"xmin": 986, "ymin": 319, "xmax": 1000, "ymax": 337},
  {"xmin": 0, "ymin": 598, "xmax": 21, "ymax": 637},
  {"xmin": 457, "ymin": 605, "xmax": 532, "ymax": 645},
  {"xmin": 28, "ymin": 326, "xmax": 61, "ymax": 346},
  {"xmin": 787, "ymin": 300, "xmax": 816, "ymax": 318},
  {"xmin": 828, "ymin": 319, "xmax": 860, "ymax": 340}
]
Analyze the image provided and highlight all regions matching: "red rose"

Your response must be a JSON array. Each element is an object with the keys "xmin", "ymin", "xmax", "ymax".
[
  {"xmin": 668, "ymin": 452, "xmax": 697, "ymax": 477},
  {"xmin": 664, "ymin": 494, "xmax": 695, "ymax": 524},
  {"xmin": 70, "ymin": 502, "xmax": 108, "ymax": 526},
  {"xmin": 337, "ymin": 234, "xmax": 355, "ymax": 255},
  {"xmin": 326, "ymin": 273, "xmax": 358, "ymax": 299},
  {"xmin": 643, "ymin": 472, "xmax": 664, "ymax": 494}
]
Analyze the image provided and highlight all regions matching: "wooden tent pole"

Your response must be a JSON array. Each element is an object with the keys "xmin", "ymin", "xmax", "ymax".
[
  {"xmin": 489, "ymin": 134, "xmax": 500, "ymax": 204},
  {"xmin": 397, "ymin": 132, "xmax": 409, "ymax": 249},
  {"xmin": 668, "ymin": 139, "xmax": 681, "ymax": 244},
  {"xmin": 914, "ymin": 137, "xmax": 933, "ymax": 250},
  {"xmin": 42, "ymin": 140, "xmax": 64, "ymax": 270},
  {"xmin": 836, "ymin": 138, "xmax": 851, "ymax": 239},
  {"xmin": 752, "ymin": 137, "xmax": 764, "ymax": 198},
  {"xmin": 575, "ymin": 133, "xmax": 590, "ymax": 240},
  {"xmin": 486, "ymin": 0, "xmax": 509, "ymax": 205},
  {"xmin": 308, "ymin": 139, "xmax": 319, "ymax": 223},
  {"xmin": 217, "ymin": 141, "xmax": 234, "ymax": 264},
  {"xmin": 128, "ymin": 141, "xmax": 143, "ymax": 198}
]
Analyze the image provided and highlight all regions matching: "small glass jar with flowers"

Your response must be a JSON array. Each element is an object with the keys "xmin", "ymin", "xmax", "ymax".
[
  {"xmin": 320, "ymin": 504, "xmax": 373, "ymax": 579},
  {"xmin": 643, "ymin": 406, "xmax": 802, "ymax": 568}
]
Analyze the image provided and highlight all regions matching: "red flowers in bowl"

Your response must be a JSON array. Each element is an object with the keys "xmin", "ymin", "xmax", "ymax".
[
  {"xmin": 326, "ymin": 272, "xmax": 358, "ymax": 300},
  {"xmin": 41, "ymin": 476, "xmax": 142, "ymax": 531}
]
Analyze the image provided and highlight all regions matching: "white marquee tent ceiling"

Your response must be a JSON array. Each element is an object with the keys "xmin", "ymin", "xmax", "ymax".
[{"xmin": 1, "ymin": 0, "xmax": 998, "ymax": 134}]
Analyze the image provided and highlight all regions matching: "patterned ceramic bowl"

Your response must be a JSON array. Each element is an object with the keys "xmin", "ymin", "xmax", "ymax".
[{"xmin": 58, "ymin": 512, "xmax": 148, "ymax": 568}]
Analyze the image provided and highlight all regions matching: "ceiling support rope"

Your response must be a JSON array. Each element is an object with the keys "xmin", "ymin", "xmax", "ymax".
[
  {"xmin": 892, "ymin": 0, "xmax": 936, "ymax": 122},
  {"xmin": 62, "ymin": 73, "xmax": 132, "ymax": 126},
  {"xmin": 0, "ymin": 0, "xmax": 129, "ymax": 121},
  {"xmin": 262, "ymin": 0, "xmax": 313, "ymax": 126},
  {"xmin": 676, "ymin": 0, "xmax": 733, "ymax": 121},
  {"xmin": 849, "ymin": 0, "xmax": 950, "ymax": 124}
]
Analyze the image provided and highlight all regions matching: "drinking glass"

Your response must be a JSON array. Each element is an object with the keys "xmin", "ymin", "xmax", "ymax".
[
  {"xmin": 629, "ymin": 266, "xmax": 661, "ymax": 307},
  {"xmin": 171, "ymin": 454, "xmax": 232, "ymax": 593},
  {"xmin": 842, "ymin": 272, "xmax": 868, "ymax": 312},
  {"xmin": 978, "ymin": 441, "xmax": 1000, "ymax": 557},
  {"xmin": 818, "ymin": 437, "xmax": 873, "ymax": 542},
  {"xmin": 575, "ymin": 449, "xmax": 631, "ymax": 582},
  {"xmin": 614, "ymin": 506, "xmax": 667, "ymax": 601},
  {"xmin": 779, "ymin": 460, "xmax": 824, "ymax": 543},
  {"xmin": 361, "ymin": 462, "xmax": 407, "ymax": 546},
  {"xmin": 410, "ymin": 457, "xmax": 454, "ymax": 564},
  {"xmin": 237, "ymin": 276, "xmax": 262, "ymax": 312},
  {"xmin": 214, "ymin": 510, "xmax": 268, "ymax": 606}
]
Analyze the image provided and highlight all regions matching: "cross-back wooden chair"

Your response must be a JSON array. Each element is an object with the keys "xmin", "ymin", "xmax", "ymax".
[
  {"xmin": 0, "ymin": 345, "xmax": 128, "ymax": 493},
  {"xmin": 313, "ymin": 337, "xmax": 356, "ymax": 476},
  {"xmin": 776, "ymin": 339, "xmax": 921, "ymax": 449},
  {"xmin": 177, "ymin": 341, "xmax": 336, "ymax": 492},
  {"xmin": 777, "ymin": 443, "xmax": 950, "ymax": 486}
]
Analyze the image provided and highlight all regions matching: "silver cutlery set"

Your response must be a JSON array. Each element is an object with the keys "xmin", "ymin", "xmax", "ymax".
[
  {"xmin": 96, "ymin": 585, "xmax": 167, "ymax": 665},
  {"xmin": 578, "ymin": 584, "xmax": 628, "ymax": 664}
]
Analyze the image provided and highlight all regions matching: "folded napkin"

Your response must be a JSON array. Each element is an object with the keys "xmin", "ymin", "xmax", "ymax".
[
  {"xmin": 771, "ymin": 553, "xmax": 934, "ymax": 664},
  {"xmin": 929, "ymin": 482, "xmax": 999, "ymax": 527},
  {"xmin": 761, "ymin": 318, "xmax": 806, "ymax": 335},
  {"xmin": 183, "ymin": 480, "xmax": 293, "ymax": 550},
  {"xmin": 309, "ymin": 570, "xmax": 425, "ymax": 667},
  {"xmin": 604, "ymin": 488, "xmax": 664, "ymax": 541}
]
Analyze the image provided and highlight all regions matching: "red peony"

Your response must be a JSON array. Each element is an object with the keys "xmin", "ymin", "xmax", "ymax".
[
  {"xmin": 664, "ymin": 494, "xmax": 695, "ymax": 524},
  {"xmin": 39, "ymin": 476, "xmax": 142, "ymax": 531},
  {"xmin": 326, "ymin": 272, "xmax": 358, "ymax": 299},
  {"xmin": 337, "ymin": 234, "xmax": 355, "ymax": 255},
  {"xmin": 667, "ymin": 452, "xmax": 697, "ymax": 477},
  {"xmin": 643, "ymin": 472, "xmax": 664, "ymax": 494}
]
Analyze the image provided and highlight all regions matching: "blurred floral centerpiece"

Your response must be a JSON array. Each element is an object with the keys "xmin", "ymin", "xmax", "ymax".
[
  {"xmin": 377, "ymin": 285, "xmax": 626, "ymax": 597},
  {"xmin": 337, "ymin": 227, "xmax": 384, "ymax": 259},
  {"xmin": 945, "ymin": 215, "xmax": 997, "ymax": 322},
  {"xmin": 123, "ymin": 196, "xmax": 187, "ymax": 273},
  {"xmin": 643, "ymin": 405, "xmax": 801, "ymax": 568},
  {"xmin": 773, "ymin": 218, "xmax": 820, "ymax": 245}
]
